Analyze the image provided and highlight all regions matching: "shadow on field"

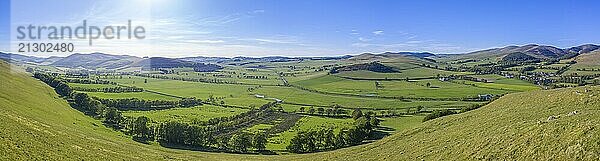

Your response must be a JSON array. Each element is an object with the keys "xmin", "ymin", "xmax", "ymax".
[
  {"xmin": 368, "ymin": 129, "xmax": 392, "ymax": 140},
  {"xmin": 157, "ymin": 142, "xmax": 277, "ymax": 155}
]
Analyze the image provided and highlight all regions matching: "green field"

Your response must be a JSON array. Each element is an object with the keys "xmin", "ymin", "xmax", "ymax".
[
  {"xmin": 122, "ymin": 105, "xmax": 249, "ymax": 123},
  {"xmin": 293, "ymin": 75, "xmax": 513, "ymax": 98},
  {"xmin": 336, "ymin": 67, "xmax": 470, "ymax": 79}
]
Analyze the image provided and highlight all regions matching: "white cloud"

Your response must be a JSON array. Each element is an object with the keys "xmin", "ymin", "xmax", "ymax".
[
  {"xmin": 358, "ymin": 37, "xmax": 371, "ymax": 42},
  {"xmin": 186, "ymin": 40, "xmax": 225, "ymax": 44},
  {"xmin": 372, "ymin": 30, "xmax": 384, "ymax": 35}
]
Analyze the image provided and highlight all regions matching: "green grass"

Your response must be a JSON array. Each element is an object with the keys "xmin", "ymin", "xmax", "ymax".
[
  {"xmin": 452, "ymin": 79, "xmax": 540, "ymax": 92},
  {"xmin": 67, "ymin": 83, "xmax": 120, "ymax": 89},
  {"xmin": 103, "ymin": 76, "xmax": 270, "ymax": 108},
  {"xmin": 336, "ymin": 68, "xmax": 470, "ymax": 79},
  {"xmin": 254, "ymin": 86, "xmax": 479, "ymax": 110},
  {"xmin": 85, "ymin": 91, "xmax": 182, "ymax": 100},
  {"xmin": 294, "ymin": 75, "xmax": 511, "ymax": 98},
  {"xmin": 379, "ymin": 115, "xmax": 425, "ymax": 132},
  {"xmin": 122, "ymin": 105, "xmax": 248, "ymax": 123}
]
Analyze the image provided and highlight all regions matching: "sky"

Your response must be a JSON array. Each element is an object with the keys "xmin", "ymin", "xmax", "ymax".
[{"xmin": 1, "ymin": 0, "xmax": 599, "ymax": 58}]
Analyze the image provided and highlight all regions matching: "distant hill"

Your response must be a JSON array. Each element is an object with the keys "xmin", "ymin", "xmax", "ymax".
[
  {"xmin": 50, "ymin": 53, "xmax": 143, "ymax": 69},
  {"xmin": 449, "ymin": 44, "xmax": 600, "ymax": 62},
  {"xmin": 350, "ymin": 51, "xmax": 435, "ymax": 61},
  {"xmin": 331, "ymin": 62, "xmax": 398, "ymax": 73},
  {"xmin": 131, "ymin": 57, "xmax": 223, "ymax": 72},
  {"xmin": 0, "ymin": 52, "xmax": 50, "ymax": 64}
]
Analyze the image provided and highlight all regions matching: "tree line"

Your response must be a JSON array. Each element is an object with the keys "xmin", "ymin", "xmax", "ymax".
[
  {"xmin": 71, "ymin": 86, "xmax": 143, "ymax": 93},
  {"xmin": 63, "ymin": 78, "xmax": 116, "ymax": 85},
  {"xmin": 97, "ymin": 97, "xmax": 203, "ymax": 110}
]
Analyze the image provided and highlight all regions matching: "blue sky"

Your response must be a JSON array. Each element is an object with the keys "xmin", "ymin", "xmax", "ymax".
[{"xmin": 1, "ymin": 0, "xmax": 599, "ymax": 57}]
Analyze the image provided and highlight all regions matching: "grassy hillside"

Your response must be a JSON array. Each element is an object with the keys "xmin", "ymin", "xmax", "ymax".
[
  {"xmin": 0, "ymin": 61, "xmax": 268, "ymax": 160},
  {"xmin": 2, "ymin": 60, "xmax": 599, "ymax": 160}
]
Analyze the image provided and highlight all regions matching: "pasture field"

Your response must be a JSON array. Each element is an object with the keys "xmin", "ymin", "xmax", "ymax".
[
  {"xmin": 101, "ymin": 76, "xmax": 271, "ymax": 108},
  {"xmin": 253, "ymin": 86, "xmax": 480, "ymax": 110},
  {"xmin": 293, "ymin": 75, "xmax": 510, "ymax": 98},
  {"xmin": 451, "ymin": 79, "xmax": 540, "ymax": 92},
  {"xmin": 85, "ymin": 91, "xmax": 182, "ymax": 100},
  {"xmin": 67, "ymin": 83, "xmax": 120, "ymax": 89},
  {"xmin": 335, "ymin": 67, "xmax": 471, "ymax": 79},
  {"xmin": 379, "ymin": 115, "xmax": 426, "ymax": 132},
  {"xmin": 122, "ymin": 105, "xmax": 249, "ymax": 123}
]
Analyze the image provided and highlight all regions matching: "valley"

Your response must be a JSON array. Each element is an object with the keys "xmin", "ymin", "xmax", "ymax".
[{"xmin": 3, "ymin": 44, "xmax": 600, "ymax": 157}]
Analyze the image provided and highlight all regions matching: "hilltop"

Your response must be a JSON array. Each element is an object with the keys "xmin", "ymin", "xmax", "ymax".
[{"xmin": 444, "ymin": 44, "xmax": 600, "ymax": 62}]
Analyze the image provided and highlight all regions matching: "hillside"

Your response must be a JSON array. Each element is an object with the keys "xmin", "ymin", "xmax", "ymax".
[
  {"xmin": 51, "ymin": 53, "xmax": 143, "ymax": 69},
  {"xmin": 3, "ymin": 59, "xmax": 600, "ymax": 160},
  {"xmin": 573, "ymin": 50, "xmax": 600, "ymax": 66},
  {"xmin": 445, "ymin": 44, "xmax": 600, "ymax": 62}
]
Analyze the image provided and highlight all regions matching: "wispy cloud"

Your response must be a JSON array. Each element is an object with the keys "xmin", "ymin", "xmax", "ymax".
[
  {"xmin": 372, "ymin": 30, "xmax": 384, "ymax": 35},
  {"xmin": 358, "ymin": 37, "xmax": 371, "ymax": 42}
]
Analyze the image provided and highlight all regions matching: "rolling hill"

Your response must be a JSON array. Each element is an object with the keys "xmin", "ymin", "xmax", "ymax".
[
  {"xmin": 50, "ymin": 53, "xmax": 144, "ymax": 69},
  {"xmin": 446, "ymin": 44, "xmax": 600, "ymax": 62},
  {"xmin": 2, "ymin": 58, "xmax": 599, "ymax": 160}
]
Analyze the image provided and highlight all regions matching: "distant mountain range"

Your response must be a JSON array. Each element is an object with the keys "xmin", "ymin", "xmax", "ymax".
[
  {"xmin": 453, "ymin": 44, "xmax": 600, "ymax": 61},
  {"xmin": 1, "ymin": 44, "xmax": 598, "ymax": 70}
]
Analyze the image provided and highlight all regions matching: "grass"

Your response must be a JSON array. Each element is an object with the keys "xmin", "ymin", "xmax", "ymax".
[
  {"xmin": 85, "ymin": 91, "xmax": 182, "ymax": 100},
  {"xmin": 253, "ymin": 86, "xmax": 479, "ymax": 110},
  {"xmin": 336, "ymin": 68, "xmax": 470, "ymax": 79},
  {"xmin": 67, "ymin": 83, "xmax": 120, "ymax": 89},
  {"xmin": 102, "ymin": 76, "xmax": 271, "ymax": 108},
  {"xmin": 452, "ymin": 78, "xmax": 540, "ymax": 92},
  {"xmin": 379, "ymin": 115, "xmax": 426, "ymax": 132},
  {"xmin": 294, "ymin": 75, "xmax": 512, "ymax": 98},
  {"xmin": 122, "ymin": 105, "xmax": 249, "ymax": 123}
]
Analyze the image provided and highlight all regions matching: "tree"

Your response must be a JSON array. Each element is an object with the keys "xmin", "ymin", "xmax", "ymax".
[
  {"xmin": 252, "ymin": 133, "xmax": 267, "ymax": 151},
  {"xmin": 308, "ymin": 107, "xmax": 315, "ymax": 115},
  {"xmin": 144, "ymin": 79, "xmax": 148, "ymax": 83},
  {"xmin": 132, "ymin": 116, "xmax": 153, "ymax": 142},
  {"xmin": 352, "ymin": 109, "xmax": 363, "ymax": 120},
  {"xmin": 369, "ymin": 117, "xmax": 380, "ymax": 127},
  {"xmin": 103, "ymin": 107, "xmax": 123, "ymax": 128},
  {"xmin": 416, "ymin": 106, "xmax": 424, "ymax": 113},
  {"xmin": 422, "ymin": 109, "xmax": 457, "ymax": 122},
  {"xmin": 317, "ymin": 107, "xmax": 325, "ymax": 115},
  {"xmin": 426, "ymin": 82, "xmax": 431, "ymax": 87},
  {"xmin": 325, "ymin": 108, "xmax": 333, "ymax": 116},
  {"xmin": 299, "ymin": 106, "xmax": 306, "ymax": 113},
  {"xmin": 228, "ymin": 133, "xmax": 251, "ymax": 153}
]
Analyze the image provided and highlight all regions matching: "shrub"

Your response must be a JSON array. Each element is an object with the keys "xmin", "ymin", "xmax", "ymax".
[{"xmin": 423, "ymin": 109, "xmax": 457, "ymax": 122}]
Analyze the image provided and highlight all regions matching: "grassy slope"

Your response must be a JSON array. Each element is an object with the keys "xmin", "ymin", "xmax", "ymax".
[{"xmin": 2, "ymin": 60, "xmax": 600, "ymax": 160}]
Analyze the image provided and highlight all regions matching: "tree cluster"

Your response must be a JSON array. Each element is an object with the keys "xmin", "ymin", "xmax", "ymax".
[
  {"xmin": 71, "ymin": 86, "xmax": 143, "ymax": 93},
  {"xmin": 98, "ymin": 97, "xmax": 203, "ymax": 110}
]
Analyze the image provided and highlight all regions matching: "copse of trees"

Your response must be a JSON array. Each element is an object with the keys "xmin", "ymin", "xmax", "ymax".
[
  {"xmin": 34, "ymin": 73, "xmax": 73, "ymax": 97},
  {"xmin": 63, "ymin": 78, "xmax": 116, "ymax": 85},
  {"xmin": 71, "ymin": 86, "xmax": 143, "ymax": 93},
  {"xmin": 422, "ymin": 109, "xmax": 457, "ymax": 122},
  {"xmin": 97, "ymin": 97, "xmax": 203, "ymax": 110},
  {"xmin": 72, "ymin": 92, "xmax": 106, "ymax": 116}
]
